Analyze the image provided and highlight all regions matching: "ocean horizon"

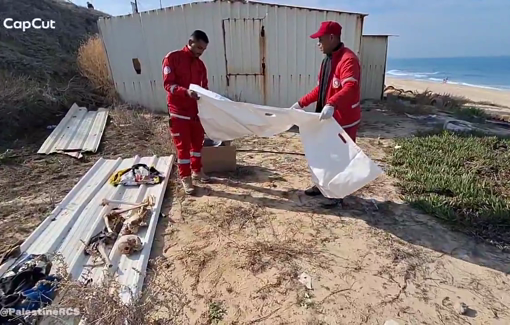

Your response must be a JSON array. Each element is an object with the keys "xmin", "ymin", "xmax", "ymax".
[{"xmin": 386, "ymin": 56, "xmax": 510, "ymax": 91}]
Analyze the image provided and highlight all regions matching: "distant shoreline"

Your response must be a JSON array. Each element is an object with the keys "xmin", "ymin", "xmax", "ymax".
[
  {"xmin": 386, "ymin": 74, "xmax": 510, "ymax": 92},
  {"xmin": 384, "ymin": 77, "xmax": 510, "ymax": 109},
  {"xmin": 386, "ymin": 73, "xmax": 510, "ymax": 92}
]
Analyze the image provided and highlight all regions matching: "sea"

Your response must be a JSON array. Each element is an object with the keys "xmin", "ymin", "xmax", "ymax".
[{"xmin": 386, "ymin": 56, "xmax": 510, "ymax": 91}]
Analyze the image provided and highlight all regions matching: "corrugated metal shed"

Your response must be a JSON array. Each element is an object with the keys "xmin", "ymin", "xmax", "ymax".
[
  {"xmin": 98, "ymin": 0, "xmax": 365, "ymax": 111},
  {"xmin": 360, "ymin": 35, "xmax": 389, "ymax": 100},
  {"xmin": 0, "ymin": 155, "xmax": 175, "ymax": 304},
  {"xmin": 38, "ymin": 104, "xmax": 108, "ymax": 159}
]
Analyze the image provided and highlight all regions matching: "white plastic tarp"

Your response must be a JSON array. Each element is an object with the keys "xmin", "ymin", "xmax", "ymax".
[{"xmin": 190, "ymin": 85, "xmax": 384, "ymax": 198}]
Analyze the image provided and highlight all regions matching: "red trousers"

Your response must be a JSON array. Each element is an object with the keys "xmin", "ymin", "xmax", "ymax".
[
  {"xmin": 344, "ymin": 125, "xmax": 358, "ymax": 143},
  {"xmin": 169, "ymin": 116, "xmax": 204, "ymax": 178}
]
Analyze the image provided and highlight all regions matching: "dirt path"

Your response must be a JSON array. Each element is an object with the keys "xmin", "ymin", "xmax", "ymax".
[{"xmin": 152, "ymin": 109, "xmax": 510, "ymax": 325}]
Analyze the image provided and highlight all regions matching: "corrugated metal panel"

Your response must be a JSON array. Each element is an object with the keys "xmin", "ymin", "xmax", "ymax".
[
  {"xmin": 360, "ymin": 35, "xmax": 388, "ymax": 100},
  {"xmin": 0, "ymin": 155, "xmax": 175, "ymax": 304},
  {"xmin": 98, "ymin": 0, "xmax": 364, "ymax": 112},
  {"xmin": 38, "ymin": 103, "xmax": 108, "ymax": 159}
]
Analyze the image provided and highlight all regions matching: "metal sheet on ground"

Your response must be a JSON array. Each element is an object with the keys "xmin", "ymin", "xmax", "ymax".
[
  {"xmin": 37, "ymin": 103, "xmax": 109, "ymax": 159},
  {"xmin": 0, "ymin": 155, "xmax": 174, "ymax": 306}
]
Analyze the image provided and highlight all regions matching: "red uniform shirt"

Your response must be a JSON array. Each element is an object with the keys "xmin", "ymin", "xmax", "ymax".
[
  {"xmin": 162, "ymin": 46, "xmax": 208, "ymax": 118},
  {"xmin": 299, "ymin": 45, "xmax": 361, "ymax": 129}
]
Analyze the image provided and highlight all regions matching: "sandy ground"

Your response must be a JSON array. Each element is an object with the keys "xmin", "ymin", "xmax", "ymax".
[
  {"xmin": 1, "ymin": 104, "xmax": 510, "ymax": 324},
  {"xmin": 385, "ymin": 77, "xmax": 510, "ymax": 116},
  {"xmin": 149, "ymin": 107, "xmax": 510, "ymax": 325}
]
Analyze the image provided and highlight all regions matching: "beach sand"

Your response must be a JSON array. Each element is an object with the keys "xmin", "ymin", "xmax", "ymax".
[{"xmin": 385, "ymin": 77, "xmax": 510, "ymax": 109}]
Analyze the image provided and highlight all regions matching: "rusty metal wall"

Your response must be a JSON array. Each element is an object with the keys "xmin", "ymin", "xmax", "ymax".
[
  {"xmin": 98, "ymin": 0, "xmax": 365, "ymax": 112},
  {"xmin": 360, "ymin": 35, "xmax": 389, "ymax": 101}
]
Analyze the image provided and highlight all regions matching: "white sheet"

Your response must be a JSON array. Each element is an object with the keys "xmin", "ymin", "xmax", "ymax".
[{"xmin": 190, "ymin": 85, "xmax": 384, "ymax": 198}]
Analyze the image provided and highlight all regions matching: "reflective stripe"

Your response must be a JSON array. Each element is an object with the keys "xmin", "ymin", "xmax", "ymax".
[
  {"xmin": 170, "ymin": 113, "xmax": 191, "ymax": 120},
  {"xmin": 351, "ymin": 102, "xmax": 360, "ymax": 108},
  {"xmin": 341, "ymin": 77, "xmax": 358, "ymax": 86},
  {"xmin": 170, "ymin": 85, "xmax": 178, "ymax": 94},
  {"xmin": 170, "ymin": 133, "xmax": 180, "ymax": 137},
  {"xmin": 342, "ymin": 119, "xmax": 361, "ymax": 129},
  {"xmin": 177, "ymin": 159, "xmax": 190, "ymax": 164},
  {"xmin": 191, "ymin": 152, "xmax": 201, "ymax": 157}
]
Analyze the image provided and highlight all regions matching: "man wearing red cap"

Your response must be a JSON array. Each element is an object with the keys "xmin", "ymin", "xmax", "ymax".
[{"xmin": 290, "ymin": 21, "xmax": 362, "ymax": 203}]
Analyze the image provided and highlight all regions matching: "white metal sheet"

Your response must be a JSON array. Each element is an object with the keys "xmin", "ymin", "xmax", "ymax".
[
  {"xmin": 0, "ymin": 155, "xmax": 175, "ymax": 304},
  {"xmin": 360, "ymin": 35, "xmax": 389, "ymax": 100},
  {"xmin": 37, "ymin": 103, "xmax": 108, "ymax": 159},
  {"xmin": 97, "ymin": 0, "xmax": 364, "ymax": 111}
]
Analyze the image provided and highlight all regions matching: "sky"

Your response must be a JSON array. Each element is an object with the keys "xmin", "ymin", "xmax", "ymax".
[{"xmin": 74, "ymin": 0, "xmax": 510, "ymax": 58}]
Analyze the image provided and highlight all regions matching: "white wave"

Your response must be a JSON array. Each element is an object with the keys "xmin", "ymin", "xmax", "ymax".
[
  {"xmin": 423, "ymin": 78, "xmax": 506, "ymax": 91},
  {"xmin": 387, "ymin": 69, "xmax": 440, "ymax": 77},
  {"xmin": 459, "ymin": 82, "xmax": 504, "ymax": 91}
]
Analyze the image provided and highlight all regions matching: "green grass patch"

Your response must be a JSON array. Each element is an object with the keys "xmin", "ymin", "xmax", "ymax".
[
  {"xmin": 450, "ymin": 106, "xmax": 490, "ymax": 122},
  {"xmin": 389, "ymin": 131, "xmax": 510, "ymax": 246},
  {"xmin": 208, "ymin": 301, "xmax": 227, "ymax": 324}
]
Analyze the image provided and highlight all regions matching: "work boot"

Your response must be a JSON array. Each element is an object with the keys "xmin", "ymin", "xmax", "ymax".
[
  {"xmin": 304, "ymin": 185, "xmax": 323, "ymax": 196},
  {"xmin": 181, "ymin": 176, "xmax": 195, "ymax": 195},
  {"xmin": 192, "ymin": 170, "xmax": 210, "ymax": 183}
]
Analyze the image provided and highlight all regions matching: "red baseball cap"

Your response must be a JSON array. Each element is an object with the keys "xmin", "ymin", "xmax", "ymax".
[{"xmin": 310, "ymin": 21, "xmax": 342, "ymax": 39}]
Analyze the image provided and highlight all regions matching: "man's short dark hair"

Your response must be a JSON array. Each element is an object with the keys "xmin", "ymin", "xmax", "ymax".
[{"xmin": 191, "ymin": 30, "xmax": 209, "ymax": 44}]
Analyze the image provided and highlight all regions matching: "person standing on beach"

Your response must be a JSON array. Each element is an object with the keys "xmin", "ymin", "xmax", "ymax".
[
  {"xmin": 162, "ymin": 30, "xmax": 211, "ymax": 195},
  {"xmin": 289, "ymin": 21, "xmax": 362, "ymax": 205}
]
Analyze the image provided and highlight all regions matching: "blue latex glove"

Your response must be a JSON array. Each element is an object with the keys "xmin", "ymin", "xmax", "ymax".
[{"xmin": 319, "ymin": 104, "xmax": 334, "ymax": 120}]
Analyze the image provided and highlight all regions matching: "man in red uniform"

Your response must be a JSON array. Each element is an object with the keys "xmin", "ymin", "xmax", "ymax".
[
  {"xmin": 163, "ymin": 30, "xmax": 210, "ymax": 195},
  {"xmin": 290, "ymin": 21, "xmax": 362, "ymax": 204}
]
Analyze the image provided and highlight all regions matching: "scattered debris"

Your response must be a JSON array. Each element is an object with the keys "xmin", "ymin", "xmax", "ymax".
[
  {"xmin": 443, "ymin": 119, "xmax": 474, "ymax": 132},
  {"xmin": 109, "ymin": 163, "xmax": 164, "ymax": 186},
  {"xmin": 454, "ymin": 301, "xmax": 469, "ymax": 315},
  {"xmin": 405, "ymin": 113, "xmax": 437, "ymax": 120},
  {"xmin": 0, "ymin": 254, "xmax": 61, "ymax": 324},
  {"xmin": 298, "ymin": 272, "xmax": 313, "ymax": 290}
]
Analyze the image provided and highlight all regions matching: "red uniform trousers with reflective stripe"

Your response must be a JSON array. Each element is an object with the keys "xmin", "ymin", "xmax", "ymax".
[{"xmin": 169, "ymin": 116, "xmax": 204, "ymax": 178}]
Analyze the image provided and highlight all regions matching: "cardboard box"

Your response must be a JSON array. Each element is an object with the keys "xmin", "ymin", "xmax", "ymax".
[{"xmin": 201, "ymin": 141, "xmax": 237, "ymax": 173}]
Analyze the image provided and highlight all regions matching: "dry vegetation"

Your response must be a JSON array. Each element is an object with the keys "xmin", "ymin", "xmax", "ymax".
[
  {"xmin": 77, "ymin": 34, "xmax": 118, "ymax": 102},
  {"xmin": 0, "ymin": 0, "xmax": 111, "ymax": 144}
]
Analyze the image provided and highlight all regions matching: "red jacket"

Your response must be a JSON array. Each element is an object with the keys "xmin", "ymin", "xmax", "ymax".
[
  {"xmin": 162, "ymin": 46, "xmax": 208, "ymax": 118},
  {"xmin": 299, "ymin": 45, "xmax": 361, "ymax": 129}
]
